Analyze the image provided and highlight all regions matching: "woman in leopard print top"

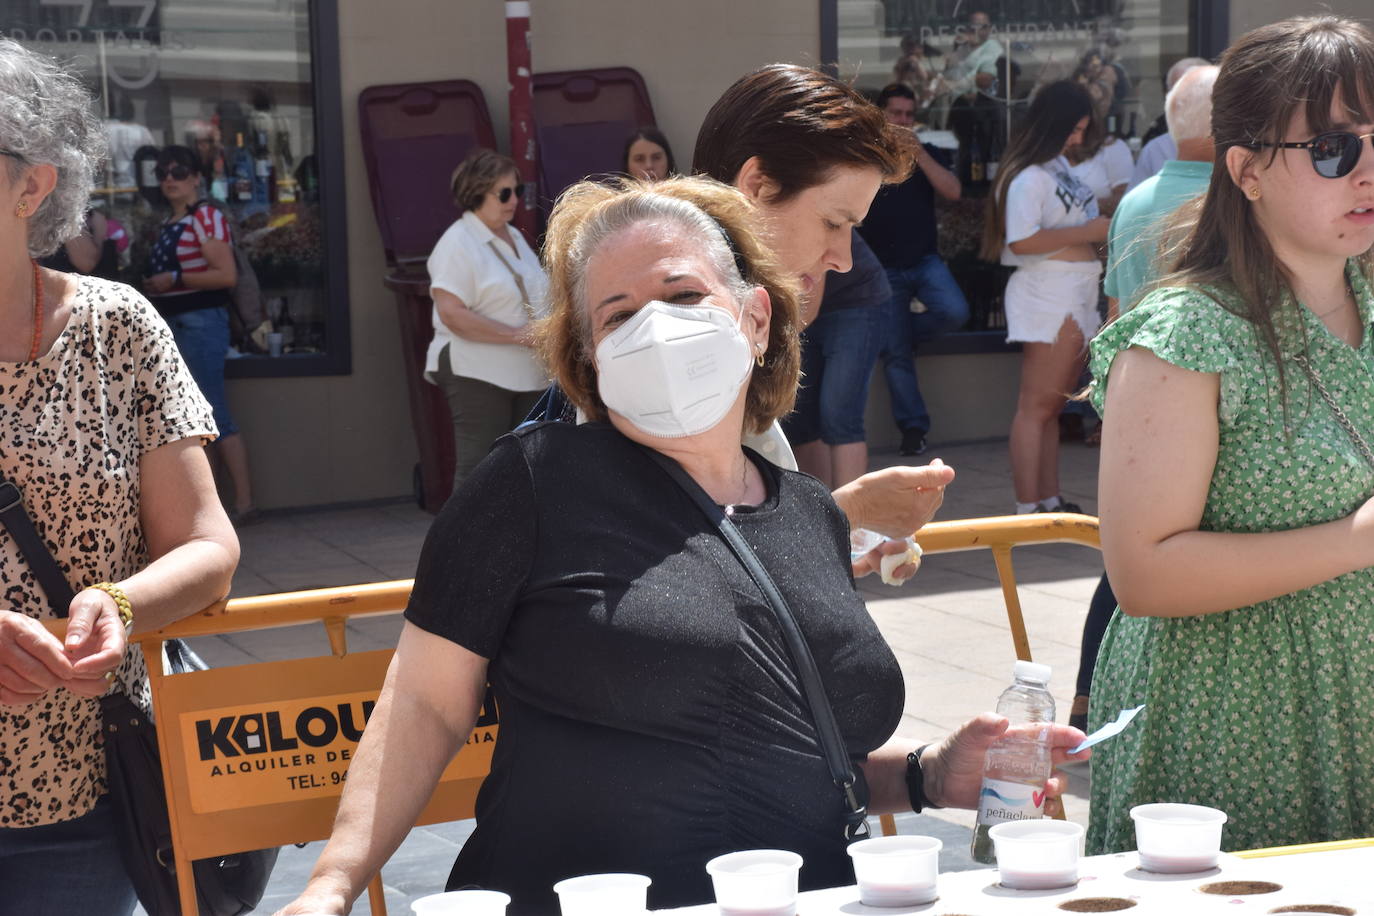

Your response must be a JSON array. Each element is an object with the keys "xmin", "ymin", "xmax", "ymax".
[{"xmin": 0, "ymin": 39, "xmax": 239, "ymax": 915}]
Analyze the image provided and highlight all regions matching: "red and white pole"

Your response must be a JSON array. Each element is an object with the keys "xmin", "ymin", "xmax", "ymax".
[{"xmin": 505, "ymin": 0, "xmax": 536, "ymax": 244}]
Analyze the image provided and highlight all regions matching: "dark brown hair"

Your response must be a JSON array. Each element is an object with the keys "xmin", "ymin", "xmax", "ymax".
[
  {"xmin": 449, "ymin": 148, "xmax": 518, "ymax": 212},
  {"xmin": 622, "ymin": 126, "xmax": 677, "ymax": 177},
  {"xmin": 539, "ymin": 176, "xmax": 801, "ymax": 434},
  {"xmin": 981, "ymin": 81, "xmax": 1094, "ymax": 261},
  {"xmin": 1150, "ymin": 16, "xmax": 1374, "ymax": 389},
  {"xmin": 692, "ymin": 64, "xmax": 914, "ymax": 203}
]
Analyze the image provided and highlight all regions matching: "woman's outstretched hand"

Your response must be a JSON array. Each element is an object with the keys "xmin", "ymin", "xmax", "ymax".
[{"xmin": 921, "ymin": 713, "xmax": 1090, "ymax": 816}]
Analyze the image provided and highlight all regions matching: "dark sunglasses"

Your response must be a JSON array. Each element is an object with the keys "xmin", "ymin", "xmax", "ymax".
[
  {"xmin": 155, "ymin": 164, "xmax": 193, "ymax": 181},
  {"xmin": 1255, "ymin": 130, "xmax": 1374, "ymax": 179},
  {"xmin": 495, "ymin": 183, "xmax": 525, "ymax": 204},
  {"xmin": 0, "ymin": 149, "xmax": 26, "ymax": 163}
]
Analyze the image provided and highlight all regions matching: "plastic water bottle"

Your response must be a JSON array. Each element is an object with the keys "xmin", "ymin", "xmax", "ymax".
[{"xmin": 970, "ymin": 661, "xmax": 1056, "ymax": 864}]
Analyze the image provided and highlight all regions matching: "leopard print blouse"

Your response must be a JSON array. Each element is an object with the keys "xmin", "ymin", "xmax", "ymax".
[{"xmin": 0, "ymin": 276, "xmax": 215, "ymax": 828}]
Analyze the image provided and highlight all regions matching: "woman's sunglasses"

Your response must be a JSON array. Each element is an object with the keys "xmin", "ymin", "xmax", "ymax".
[
  {"xmin": 495, "ymin": 183, "xmax": 525, "ymax": 203},
  {"xmin": 155, "ymin": 164, "xmax": 194, "ymax": 182},
  {"xmin": 1256, "ymin": 130, "xmax": 1374, "ymax": 179}
]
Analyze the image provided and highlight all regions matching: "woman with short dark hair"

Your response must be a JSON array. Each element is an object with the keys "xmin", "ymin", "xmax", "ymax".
[
  {"xmin": 693, "ymin": 64, "xmax": 955, "ymax": 541},
  {"xmin": 427, "ymin": 148, "xmax": 548, "ymax": 491}
]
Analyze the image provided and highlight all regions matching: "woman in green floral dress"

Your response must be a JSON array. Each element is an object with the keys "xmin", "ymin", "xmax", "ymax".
[{"xmin": 1087, "ymin": 16, "xmax": 1374, "ymax": 855}]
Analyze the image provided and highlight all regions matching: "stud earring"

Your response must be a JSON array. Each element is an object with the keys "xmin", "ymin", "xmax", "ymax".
[
  {"xmin": 15, "ymin": 201, "xmax": 28, "ymax": 218},
  {"xmin": 1248, "ymin": 187, "xmax": 1261, "ymax": 201}
]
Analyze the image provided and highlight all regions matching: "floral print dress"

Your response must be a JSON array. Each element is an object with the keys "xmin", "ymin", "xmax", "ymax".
[{"xmin": 1085, "ymin": 262, "xmax": 1374, "ymax": 854}]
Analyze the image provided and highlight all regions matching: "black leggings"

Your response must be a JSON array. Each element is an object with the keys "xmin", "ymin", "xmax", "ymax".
[{"xmin": 1075, "ymin": 572, "xmax": 1117, "ymax": 697}]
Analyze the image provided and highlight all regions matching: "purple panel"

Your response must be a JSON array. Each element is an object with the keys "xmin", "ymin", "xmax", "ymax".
[
  {"xmin": 358, "ymin": 80, "xmax": 496, "ymax": 264},
  {"xmin": 372, "ymin": 133, "xmax": 471, "ymax": 262},
  {"xmin": 535, "ymin": 120, "xmax": 636, "ymax": 208}
]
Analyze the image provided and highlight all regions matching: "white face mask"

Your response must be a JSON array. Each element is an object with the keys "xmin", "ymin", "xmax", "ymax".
[{"xmin": 594, "ymin": 300, "xmax": 755, "ymax": 438}]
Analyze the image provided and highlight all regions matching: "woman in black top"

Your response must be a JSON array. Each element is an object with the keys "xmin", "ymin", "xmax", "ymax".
[{"xmin": 278, "ymin": 178, "xmax": 1088, "ymax": 915}]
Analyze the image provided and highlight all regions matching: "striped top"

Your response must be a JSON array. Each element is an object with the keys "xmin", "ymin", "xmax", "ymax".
[{"xmin": 148, "ymin": 201, "xmax": 231, "ymax": 296}]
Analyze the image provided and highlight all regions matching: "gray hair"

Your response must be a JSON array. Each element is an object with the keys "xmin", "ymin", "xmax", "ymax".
[
  {"xmin": 1166, "ymin": 64, "xmax": 1219, "ymax": 143},
  {"xmin": 566, "ymin": 192, "xmax": 750, "ymax": 334},
  {"xmin": 1165, "ymin": 56, "xmax": 1212, "ymax": 92},
  {"xmin": 0, "ymin": 39, "xmax": 105, "ymax": 257}
]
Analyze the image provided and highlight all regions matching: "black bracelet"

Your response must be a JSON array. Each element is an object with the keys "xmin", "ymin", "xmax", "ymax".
[{"xmin": 906, "ymin": 743, "xmax": 942, "ymax": 812}]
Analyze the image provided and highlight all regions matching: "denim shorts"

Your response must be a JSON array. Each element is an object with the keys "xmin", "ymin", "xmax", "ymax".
[
  {"xmin": 167, "ymin": 306, "xmax": 237, "ymax": 436},
  {"xmin": 783, "ymin": 305, "xmax": 881, "ymax": 445}
]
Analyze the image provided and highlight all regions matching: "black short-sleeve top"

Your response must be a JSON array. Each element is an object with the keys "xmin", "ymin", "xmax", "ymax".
[{"xmin": 404, "ymin": 422, "xmax": 905, "ymax": 912}]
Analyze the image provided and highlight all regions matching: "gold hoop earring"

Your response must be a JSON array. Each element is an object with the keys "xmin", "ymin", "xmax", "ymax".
[
  {"xmin": 755, "ymin": 345, "xmax": 765, "ymax": 368},
  {"xmin": 1248, "ymin": 187, "xmax": 1261, "ymax": 201},
  {"xmin": 15, "ymin": 201, "xmax": 28, "ymax": 218}
]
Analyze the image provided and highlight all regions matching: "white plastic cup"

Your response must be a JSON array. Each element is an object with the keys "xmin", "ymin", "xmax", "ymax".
[
  {"xmin": 704, "ymin": 849, "xmax": 803, "ymax": 916},
  {"xmin": 1130, "ymin": 803, "xmax": 1227, "ymax": 873},
  {"xmin": 847, "ymin": 835, "xmax": 942, "ymax": 906},
  {"xmin": 552, "ymin": 872, "xmax": 651, "ymax": 915},
  {"xmin": 267, "ymin": 331, "xmax": 284, "ymax": 357},
  {"xmin": 989, "ymin": 819, "xmax": 1084, "ymax": 890},
  {"xmin": 410, "ymin": 889, "xmax": 510, "ymax": 915}
]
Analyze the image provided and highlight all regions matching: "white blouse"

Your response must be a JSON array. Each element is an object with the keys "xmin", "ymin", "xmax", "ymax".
[{"xmin": 425, "ymin": 210, "xmax": 550, "ymax": 392}]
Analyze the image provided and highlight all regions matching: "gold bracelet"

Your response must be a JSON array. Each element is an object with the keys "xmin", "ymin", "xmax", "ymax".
[{"xmin": 90, "ymin": 581, "xmax": 133, "ymax": 632}]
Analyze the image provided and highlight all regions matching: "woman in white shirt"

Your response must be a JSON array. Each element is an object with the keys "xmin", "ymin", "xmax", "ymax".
[
  {"xmin": 981, "ymin": 81, "xmax": 1110, "ymax": 515},
  {"xmin": 427, "ymin": 150, "xmax": 549, "ymax": 489},
  {"xmin": 1069, "ymin": 115, "xmax": 1135, "ymax": 216}
]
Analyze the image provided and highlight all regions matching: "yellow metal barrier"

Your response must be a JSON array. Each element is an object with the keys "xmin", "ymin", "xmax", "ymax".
[
  {"xmin": 878, "ymin": 512, "xmax": 1102, "ymax": 838},
  {"xmin": 49, "ymin": 581, "xmax": 472, "ymax": 916}
]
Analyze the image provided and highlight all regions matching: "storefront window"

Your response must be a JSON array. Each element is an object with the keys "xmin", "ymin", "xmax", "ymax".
[
  {"xmin": 834, "ymin": 0, "xmax": 1192, "ymax": 334},
  {"xmin": 5, "ymin": 0, "xmax": 349, "ymax": 376}
]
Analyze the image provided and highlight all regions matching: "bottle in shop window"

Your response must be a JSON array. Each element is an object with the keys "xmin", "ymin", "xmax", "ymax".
[
  {"xmin": 970, "ymin": 661, "xmax": 1056, "ymax": 864},
  {"xmin": 232, "ymin": 132, "xmax": 255, "ymax": 204},
  {"xmin": 1106, "ymin": 114, "xmax": 1118, "ymax": 138},
  {"xmin": 209, "ymin": 151, "xmax": 229, "ymax": 202},
  {"xmin": 1126, "ymin": 112, "xmax": 1142, "ymax": 157},
  {"xmin": 253, "ymin": 129, "xmax": 275, "ymax": 205},
  {"xmin": 969, "ymin": 134, "xmax": 985, "ymax": 184},
  {"xmin": 276, "ymin": 298, "xmax": 296, "ymax": 349}
]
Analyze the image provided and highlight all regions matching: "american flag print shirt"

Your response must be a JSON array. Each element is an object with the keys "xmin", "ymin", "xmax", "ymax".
[{"xmin": 147, "ymin": 201, "xmax": 231, "ymax": 296}]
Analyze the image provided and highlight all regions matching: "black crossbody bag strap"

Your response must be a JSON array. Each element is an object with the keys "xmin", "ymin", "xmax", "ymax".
[
  {"xmin": 0, "ymin": 476, "xmax": 75, "ymax": 616},
  {"xmin": 642, "ymin": 448, "xmax": 870, "ymax": 841}
]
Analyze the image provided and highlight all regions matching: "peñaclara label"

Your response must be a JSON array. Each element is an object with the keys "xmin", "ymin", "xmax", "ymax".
[{"xmin": 976, "ymin": 776, "xmax": 1046, "ymax": 825}]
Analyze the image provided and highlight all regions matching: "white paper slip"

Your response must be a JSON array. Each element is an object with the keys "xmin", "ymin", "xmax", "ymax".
[{"xmin": 1069, "ymin": 704, "xmax": 1145, "ymax": 754}]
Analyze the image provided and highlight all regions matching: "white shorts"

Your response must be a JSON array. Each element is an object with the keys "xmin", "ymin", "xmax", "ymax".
[{"xmin": 1004, "ymin": 260, "xmax": 1103, "ymax": 345}]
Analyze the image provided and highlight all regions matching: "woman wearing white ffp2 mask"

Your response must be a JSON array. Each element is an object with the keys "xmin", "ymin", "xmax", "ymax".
[
  {"xmin": 594, "ymin": 298, "xmax": 756, "ymax": 439},
  {"xmin": 275, "ymin": 178, "xmax": 1088, "ymax": 916}
]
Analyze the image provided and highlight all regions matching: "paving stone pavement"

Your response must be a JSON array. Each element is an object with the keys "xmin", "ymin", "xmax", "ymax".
[{"xmin": 161, "ymin": 436, "xmax": 1103, "ymax": 914}]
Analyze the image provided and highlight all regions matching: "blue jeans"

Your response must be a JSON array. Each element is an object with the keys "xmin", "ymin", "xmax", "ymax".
[
  {"xmin": 782, "ymin": 305, "xmax": 881, "ymax": 446},
  {"xmin": 167, "ymin": 306, "xmax": 237, "ymax": 437},
  {"xmin": 0, "ymin": 797, "xmax": 138, "ymax": 916},
  {"xmin": 878, "ymin": 254, "xmax": 970, "ymax": 434}
]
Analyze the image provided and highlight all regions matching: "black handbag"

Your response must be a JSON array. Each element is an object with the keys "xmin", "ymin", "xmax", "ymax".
[
  {"xmin": 641, "ymin": 449, "xmax": 872, "ymax": 841},
  {"xmin": 0, "ymin": 475, "xmax": 279, "ymax": 915}
]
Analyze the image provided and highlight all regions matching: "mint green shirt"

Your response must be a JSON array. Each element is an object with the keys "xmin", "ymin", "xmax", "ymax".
[{"xmin": 1102, "ymin": 159, "xmax": 1212, "ymax": 309}]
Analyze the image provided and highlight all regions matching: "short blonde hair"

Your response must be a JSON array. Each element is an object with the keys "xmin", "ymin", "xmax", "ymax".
[
  {"xmin": 449, "ymin": 148, "xmax": 517, "ymax": 211},
  {"xmin": 539, "ymin": 176, "xmax": 801, "ymax": 435}
]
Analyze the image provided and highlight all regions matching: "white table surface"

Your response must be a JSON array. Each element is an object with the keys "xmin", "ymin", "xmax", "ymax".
[{"xmin": 659, "ymin": 846, "xmax": 1371, "ymax": 914}]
